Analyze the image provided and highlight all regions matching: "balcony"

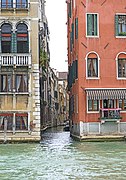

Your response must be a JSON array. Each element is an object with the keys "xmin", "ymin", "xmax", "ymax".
[
  {"xmin": 99, "ymin": 108, "xmax": 122, "ymax": 123},
  {"xmin": 0, "ymin": 54, "xmax": 31, "ymax": 67}
]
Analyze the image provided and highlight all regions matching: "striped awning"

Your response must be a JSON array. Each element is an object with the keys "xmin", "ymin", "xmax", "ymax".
[{"xmin": 85, "ymin": 89, "xmax": 126, "ymax": 100}]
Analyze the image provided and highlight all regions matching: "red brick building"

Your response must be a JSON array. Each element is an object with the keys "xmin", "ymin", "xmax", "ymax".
[{"xmin": 67, "ymin": 0, "xmax": 126, "ymax": 139}]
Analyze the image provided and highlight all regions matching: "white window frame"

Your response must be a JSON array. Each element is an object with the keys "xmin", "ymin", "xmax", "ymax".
[
  {"xmin": 116, "ymin": 52, "xmax": 126, "ymax": 80},
  {"xmin": 115, "ymin": 13, "xmax": 126, "ymax": 39},
  {"xmin": 85, "ymin": 51, "xmax": 100, "ymax": 79},
  {"xmin": 87, "ymin": 98, "xmax": 100, "ymax": 114},
  {"xmin": 86, "ymin": 13, "xmax": 99, "ymax": 38}
]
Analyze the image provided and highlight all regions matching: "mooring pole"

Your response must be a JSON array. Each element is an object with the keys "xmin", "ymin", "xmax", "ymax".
[{"xmin": 4, "ymin": 118, "xmax": 7, "ymax": 143}]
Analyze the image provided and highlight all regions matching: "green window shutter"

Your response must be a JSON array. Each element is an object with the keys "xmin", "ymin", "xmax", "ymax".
[
  {"xmin": 87, "ymin": 14, "xmax": 92, "ymax": 36},
  {"xmin": 72, "ymin": 23, "xmax": 74, "ymax": 45},
  {"xmin": 75, "ymin": 60, "xmax": 78, "ymax": 79},
  {"xmin": 0, "ymin": 32, "xmax": 1, "ymax": 53},
  {"xmin": 11, "ymin": 33, "xmax": 17, "ymax": 53},
  {"xmin": 70, "ymin": 32, "xmax": 72, "ymax": 52},
  {"xmin": 69, "ymin": 1, "xmax": 71, "ymax": 18},
  {"xmin": 75, "ymin": 18, "xmax": 78, "ymax": 39},
  {"xmin": 94, "ymin": 14, "xmax": 98, "ymax": 36},
  {"xmin": 115, "ymin": 15, "xmax": 119, "ymax": 36}
]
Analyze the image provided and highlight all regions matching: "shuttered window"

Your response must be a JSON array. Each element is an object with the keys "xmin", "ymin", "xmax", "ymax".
[
  {"xmin": 87, "ymin": 14, "xmax": 98, "ymax": 36},
  {"xmin": 115, "ymin": 15, "xmax": 126, "ymax": 36},
  {"xmin": 75, "ymin": 18, "xmax": 78, "ymax": 39}
]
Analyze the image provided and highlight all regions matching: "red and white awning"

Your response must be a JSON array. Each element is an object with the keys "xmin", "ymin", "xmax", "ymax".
[{"xmin": 84, "ymin": 88, "xmax": 126, "ymax": 100}]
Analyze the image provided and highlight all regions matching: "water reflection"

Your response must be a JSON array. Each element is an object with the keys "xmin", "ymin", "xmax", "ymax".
[{"xmin": 0, "ymin": 127, "xmax": 126, "ymax": 180}]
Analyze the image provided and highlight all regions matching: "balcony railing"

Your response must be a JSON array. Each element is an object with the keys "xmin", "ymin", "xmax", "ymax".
[
  {"xmin": 99, "ymin": 108, "xmax": 122, "ymax": 122},
  {"xmin": 0, "ymin": 54, "xmax": 31, "ymax": 67}
]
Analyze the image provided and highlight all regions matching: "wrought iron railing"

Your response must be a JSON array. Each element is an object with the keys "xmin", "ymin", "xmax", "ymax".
[{"xmin": 99, "ymin": 108, "xmax": 122, "ymax": 121}]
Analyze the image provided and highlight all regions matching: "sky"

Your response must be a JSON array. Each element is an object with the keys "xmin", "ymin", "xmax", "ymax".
[{"xmin": 45, "ymin": 0, "xmax": 68, "ymax": 72}]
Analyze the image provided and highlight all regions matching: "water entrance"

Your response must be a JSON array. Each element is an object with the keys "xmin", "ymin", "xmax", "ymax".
[{"xmin": 0, "ymin": 127, "xmax": 126, "ymax": 179}]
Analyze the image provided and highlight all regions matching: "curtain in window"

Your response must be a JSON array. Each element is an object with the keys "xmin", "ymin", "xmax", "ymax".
[
  {"xmin": 2, "ymin": 76, "xmax": 6, "ymax": 91},
  {"xmin": 118, "ymin": 59, "xmax": 126, "ymax": 77},
  {"xmin": 8, "ymin": 75, "xmax": 12, "ymax": 92},
  {"xmin": 0, "ymin": 116, "xmax": 4, "ymax": 130},
  {"xmin": 16, "ymin": 75, "xmax": 21, "ymax": 92},
  {"xmin": 23, "ymin": 116, "xmax": 28, "ymax": 129},
  {"xmin": 87, "ymin": 58, "xmax": 98, "ymax": 77},
  {"xmin": 24, "ymin": 75, "xmax": 28, "ymax": 91}
]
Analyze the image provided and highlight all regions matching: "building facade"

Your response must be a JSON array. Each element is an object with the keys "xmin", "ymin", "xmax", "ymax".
[
  {"xmin": 67, "ymin": 0, "xmax": 126, "ymax": 139},
  {"xmin": 58, "ymin": 72, "xmax": 69, "ymax": 125},
  {"xmin": 0, "ymin": 0, "xmax": 43, "ymax": 142}
]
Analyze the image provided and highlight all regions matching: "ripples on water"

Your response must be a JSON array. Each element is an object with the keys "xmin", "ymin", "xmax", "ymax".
[{"xmin": 0, "ymin": 127, "xmax": 126, "ymax": 180}]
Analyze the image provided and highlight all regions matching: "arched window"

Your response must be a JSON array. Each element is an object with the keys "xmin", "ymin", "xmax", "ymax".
[
  {"xmin": 1, "ymin": 23, "xmax": 12, "ymax": 53},
  {"xmin": 17, "ymin": 23, "xmax": 29, "ymax": 53},
  {"xmin": 86, "ymin": 52, "xmax": 99, "ymax": 78},
  {"xmin": 16, "ymin": 0, "xmax": 28, "ymax": 8},
  {"xmin": 1, "ymin": 0, "xmax": 13, "ymax": 8},
  {"xmin": 117, "ymin": 53, "xmax": 126, "ymax": 78}
]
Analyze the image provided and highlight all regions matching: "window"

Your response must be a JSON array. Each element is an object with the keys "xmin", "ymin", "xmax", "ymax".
[
  {"xmin": 87, "ymin": 58, "xmax": 98, "ymax": 77},
  {"xmin": 16, "ymin": 0, "xmax": 28, "ymax": 8},
  {"xmin": 87, "ymin": 14, "xmax": 98, "ymax": 36},
  {"xmin": 88, "ymin": 100, "xmax": 99, "ymax": 111},
  {"xmin": 1, "ymin": 23, "xmax": 12, "ymax": 53},
  {"xmin": 17, "ymin": 23, "xmax": 29, "ymax": 53},
  {"xmin": 115, "ymin": 15, "xmax": 126, "ymax": 36},
  {"xmin": 15, "ymin": 113, "xmax": 28, "ymax": 130},
  {"xmin": 118, "ymin": 58, "xmax": 126, "ymax": 77},
  {"xmin": 15, "ymin": 74, "xmax": 28, "ymax": 92},
  {"xmin": 75, "ymin": 18, "xmax": 78, "ymax": 39},
  {"xmin": 119, "ymin": 99, "xmax": 126, "ymax": 110},
  {"xmin": 0, "ymin": 114, "xmax": 13, "ymax": 131},
  {"xmin": 1, "ymin": 0, "xmax": 13, "ymax": 8},
  {"xmin": 1, "ymin": 75, "xmax": 12, "ymax": 92}
]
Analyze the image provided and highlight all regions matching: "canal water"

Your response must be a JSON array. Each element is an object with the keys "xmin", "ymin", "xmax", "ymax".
[{"xmin": 0, "ymin": 127, "xmax": 126, "ymax": 180}]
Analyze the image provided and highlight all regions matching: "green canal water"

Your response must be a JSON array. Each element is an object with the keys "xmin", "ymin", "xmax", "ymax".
[{"xmin": 0, "ymin": 127, "xmax": 126, "ymax": 180}]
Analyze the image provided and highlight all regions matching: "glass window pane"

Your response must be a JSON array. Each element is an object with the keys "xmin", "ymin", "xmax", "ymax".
[
  {"xmin": 15, "ymin": 114, "xmax": 28, "ymax": 130},
  {"xmin": 16, "ymin": 0, "xmax": 27, "ymax": 8},
  {"xmin": 93, "ymin": 100, "xmax": 99, "ymax": 111},
  {"xmin": 88, "ymin": 100, "xmax": 92, "ymax": 111},
  {"xmin": 87, "ymin": 58, "xmax": 98, "ymax": 77},
  {"xmin": 1, "ymin": 0, "xmax": 13, "ymax": 8},
  {"xmin": 119, "ymin": 99, "xmax": 122, "ymax": 109},
  {"xmin": 124, "ymin": 100, "xmax": 126, "ymax": 110}
]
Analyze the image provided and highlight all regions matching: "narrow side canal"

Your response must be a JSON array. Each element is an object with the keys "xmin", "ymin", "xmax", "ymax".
[{"xmin": 0, "ymin": 127, "xmax": 126, "ymax": 180}]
